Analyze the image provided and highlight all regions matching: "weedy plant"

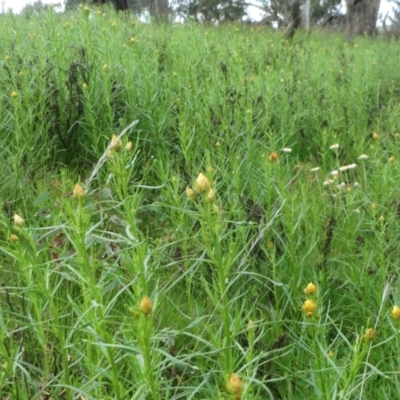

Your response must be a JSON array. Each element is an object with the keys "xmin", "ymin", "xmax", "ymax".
[{"xmin": 1, "ymin": 4, "xmax": 400, "ymax": 399}]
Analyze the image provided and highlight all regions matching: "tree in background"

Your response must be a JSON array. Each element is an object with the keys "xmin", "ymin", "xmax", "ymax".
[
  {"xmin": 346, "ymin": 0, "xmax": 381, "ymax": 40},
  {"xmin": 174, "ymin": 0, "xmax": 246, "ymax": 22}
]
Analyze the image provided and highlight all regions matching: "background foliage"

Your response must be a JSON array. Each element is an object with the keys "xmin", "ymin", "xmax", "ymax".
[{"xmin": 1, "ymin": 5, "xmax": 400, "ymax": 399}]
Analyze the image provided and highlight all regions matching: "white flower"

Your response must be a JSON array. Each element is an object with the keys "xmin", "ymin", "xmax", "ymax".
[
  {"xmin": 329, "ymin": 143, "xmax": 339, "ymax": 150},
  {"xmin": 323, "ymin": 178, "xmax": 334, "ymax": 186},
  {"xmin": 355, "ymin": 208, "xmax": 360, "ymax": 214},
  {"xmin": 337, "ymin": 182, "xmax": 346, "ymax": 190},
  {"xmin": 358, "ymin": 154, "xmax": 369, "ymax": 160},
  {"xmin": 347, "ymin": 163, "xmax": 357, "ymax": 170},
  {"xmin": 330, "ymin": 170, "xmax": 339, "ymax": 176},
  {"xmin": 310, "ymin": 167, "xmax": 320, "ymax": 172},
  {"xmin": 282, "ymin": 147, "xmax": 292, "ymax": 153},
  {"xmin": 339, "ymin": 166, "xmax": 348, "ymax": 172},
  {"xmin": 353, "ymin": 182, "xmax": 360, "ymax": 188}
]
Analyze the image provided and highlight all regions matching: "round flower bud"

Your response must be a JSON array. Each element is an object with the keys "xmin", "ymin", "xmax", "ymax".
[{"xmin": 140, "ymin": 296, "xmax": 153, "ymax": 315}]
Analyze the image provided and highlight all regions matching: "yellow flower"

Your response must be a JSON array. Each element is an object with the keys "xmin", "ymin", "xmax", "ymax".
[
  {"xmin": 185, "ymin": 187, "xmax": 196, "ymax": 201},
  {"xmin": 82, "ymin": 83, "xmax": 88, "ymax": 90},
  {"xmin": 194, "ymin": 173, "xmax": 211, "ymax": 194},
  {"xmin": 391, "ymin": 305, "xmax": 400, "ymax": 320},
  {"xmin": 11, "ymin": 91, "xmax": 18, "ymax": 98},
  {"xmin": 109, "ymin": 134, "xmax": 122, "ymax": 151},
  {"xmin": 73, "ymin": 183, "xmax": 86, "ymax": 201},
  {"xmin": 140, "ymin": 296, "xmax": 153, "ymax": 315},
  {"xmin": 102, "ymin": 64, "xmax": 108, "ymax": 71},
  {"xmin": 130, "ymin": 37, "xmax": 136, "ymax": 44},
  {"xmin": 125, "ymin": 141, "xmax": 133, "ymax": 152},
  {"xmin": 9, "ymin": 234, "xmax": 19, "ymax": 242},
  {"xmin": 269, "ymin": 151, "xmax": 279, "ymax": 162},
  {"xmin": 207, "ymin": 188, "xmax": 216, "ymax": 203},
  {"xmin": 13, "ymin": 214, "xmax": 25, "ymax": 227},
  {"xmin": 363, "ymin": 328, "xmax": 375, "ymax": 342},
  {"xmin": 372, "ymin": 132, "xmax": 379, "ymax": 140},
  {"xmin": 389, "ymin": 156, "xmax": 395, "ymax": 163},
  {"xmin": 226, "ymin": 373, "xmax": 243, "ymax": 398},
  {"xmin": 304, "ymin": 282, "xmax": 317, "ymax": 295},
  {"xmin": 302, "ymin": 299, "xmax": 317, "ymax": 316}
]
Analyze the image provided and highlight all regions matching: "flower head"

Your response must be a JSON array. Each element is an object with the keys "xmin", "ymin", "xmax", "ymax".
[
  {"xmin": 110, "ymin": 134, "xmax": 122, "ymax": 151},
  {"xmin": 194, "ymin": 173, "xmax": 211, "ymax": 194},
  {"xmin": 73, "ymin": 183, "xmax": 86, "ymax": 201},
  {"xmin": 226, "ymin": 373, "xmax": 243, "ymax": 398},
  {"xmin": 304, "ymin": 282, "xmax": 317, "ymax": 295},
  {"xmin": 302, "ymin": 299, "xmax": 317, "ymax": 317},
  {"xmin": 282, "ymin": 147, "xmax": 292, "ymax": 153},
  {"xmin": 13, "ymin": 214, "xmax": 25, "ymax": 227},
  {"xmin": 310, "ymin": 167, "xmax": 320, "ymax": 173},
  {"xmin": 391, "ymin": 305, "xmax": 400, "ymax": 320},
  {"xmin": 207, "ymin": 188, "xmax": 216, "ymax": 203},
  {"xmin": 140, "ymin": 296, "xmax": 153, "ymax": 315},
  {"xmin": 185, "ymin": 186, "xmax": 196, "ymax": 201},
  {"xmin": 125, "ymin": 141, "xmax": 133, "ymax": 152},
  {"xmin": 269, "ymin": 151, "xmax": 279, "ymax": 162},
  {"xmin": 358, "ymin": 154, "xmax": 369, "ymax": 160},
  {"xmin": 329, "ymin": 143, "xmax": 339, "ymax": 150}
]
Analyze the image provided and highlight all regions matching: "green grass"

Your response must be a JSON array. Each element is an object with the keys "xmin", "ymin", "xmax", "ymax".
[{"xmin": 1, "ymin": 4, "xmax": 400, "ymax": 399}]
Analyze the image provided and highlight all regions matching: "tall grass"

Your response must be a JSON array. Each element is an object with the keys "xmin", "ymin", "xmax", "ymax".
[{"xmin": 1, "ymin": 5, "xmax": 400, "ymax": 399}]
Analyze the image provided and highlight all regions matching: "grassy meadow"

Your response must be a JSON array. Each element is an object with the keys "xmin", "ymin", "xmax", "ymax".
[{"xmin": 2, "ymin": 4, "xmax": 400, "ymax": 399}]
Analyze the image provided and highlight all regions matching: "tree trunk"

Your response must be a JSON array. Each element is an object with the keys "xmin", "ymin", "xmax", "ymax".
[
  {"xmin": 302, "ymin": 0, "xmax": 311, "ymax": 30},
  {"xmin": 346, "ymin": 0, "xmax": 381, "ymax": 41},
  {"xmin": 285, "ymin": 0, "xmax": 301, "ymax": 39},
  {"xmin": 149, "ymin": 0, "xmax": 169, "ymax": 21},
  {"xmin": 115, "ymin": 0, "xmax": 129, "ymax": 10}
]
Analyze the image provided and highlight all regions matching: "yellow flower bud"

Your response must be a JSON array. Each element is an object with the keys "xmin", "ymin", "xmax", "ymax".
[
  {"xmin": 302, "ymin": 299, "xmax": 317, "ymax": 315},
  {"xmin": 102, "ymin": 64, "xmax": 108, "ymax": 71},
  {"xmin": 269, "ymin": 151, "xmax": 279, "ymax": 162},
  {"xmin": 304, "ymin": 282, "xmax": 317, "ymax": 295},
  {"xmin": 207, "ymin": 188, "xmax": 216, "ymax": 203},
  {"xmin": 372, "ymin": 132, "xmax": 379, "ymax": 140},
  {"xmin": 125, "ymin": 141, "xmax": 133, "ymax": 152},
  {"xmin": 363, "ymin": 328, "xmax": 375, "ymax": 342},
  {"xmin": 139, "ymin": 296, "xmax": 153, "ymax": 315},
  {"xmin": 391, "ymin": 305, "xmax": 400, "ymax": 320},
  {"xmin": 73, "ymin": 183, "xmax": 85, "ymax": 201},
  {"xmin": 194, "ymin": 173, "xmax": 211, "ymax": 194},
  {"xmin": 11, "ymin": 91, "xmax": 18, "ymax": 98},
  {"xmin": 186, "ymin": 187, "xmax": 196, "ymax": 201},
  {"xmin": 9, "ymin": 234, "xmax": 19, "ymax": 242},
  {"xmin": 130, "ymin": 37, "xmax": 136, "ymax": 44},
  {"xmin": 13, "ymin": 214, "xmax": 25, "ymax": 227},
  {"xmin": 110, "ymin": 134, "xmax": 122, "ymax": 151},
  {"xmin": 226, "ymin": 373, "xmax": 243, "ymax": 398}
]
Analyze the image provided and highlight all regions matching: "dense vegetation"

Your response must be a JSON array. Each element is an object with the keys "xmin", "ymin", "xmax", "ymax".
[{"xmin": 1, "ymin": 5, "xmax": 400, "ymax": 399}]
